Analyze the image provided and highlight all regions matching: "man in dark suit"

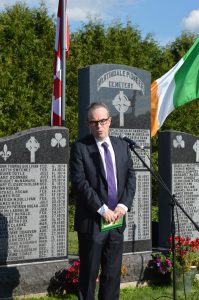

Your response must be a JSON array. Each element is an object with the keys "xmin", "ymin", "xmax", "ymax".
[{"xmin": 70, "ymin": 102, "xmax": 136, "ymax": 300}]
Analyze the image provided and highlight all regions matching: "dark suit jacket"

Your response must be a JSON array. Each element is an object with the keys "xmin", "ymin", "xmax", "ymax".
[{"xmin": 70, "ymin": 134, "xmax": 136, "ymax": 234}]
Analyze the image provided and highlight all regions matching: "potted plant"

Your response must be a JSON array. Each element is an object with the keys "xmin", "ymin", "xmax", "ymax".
[
  {"xmin": 170, "ymin": 236, "xmax": 199, "ymax": 274},
  {"xmin": 147, "ymin": 251, "xmax": 172, "ymax": 285},
  {"xmin": 147, "ymin": 236, "xmax": 199, "ymax": 286}
]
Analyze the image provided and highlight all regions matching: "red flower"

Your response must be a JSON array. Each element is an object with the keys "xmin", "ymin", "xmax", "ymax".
[{"xmin": 66, "ymin": 259, "xmax": 80, "ymax": 285}]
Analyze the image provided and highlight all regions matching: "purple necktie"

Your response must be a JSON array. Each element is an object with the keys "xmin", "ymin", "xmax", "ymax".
[{"xmin": 102, "ymin": 142, "xmax": 118, "ymax": 210}]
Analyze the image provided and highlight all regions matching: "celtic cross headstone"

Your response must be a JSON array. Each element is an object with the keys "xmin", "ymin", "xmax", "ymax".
[{"xmin": 78, "ymin": 64, "xmax": 151, "ymax": 254}]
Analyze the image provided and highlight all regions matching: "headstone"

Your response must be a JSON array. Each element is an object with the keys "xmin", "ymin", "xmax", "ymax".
[
  {"xmin": 78, "ymin": 64, "xmax": 151, "ymax": 253},
  {"xmin": 158, "ymin": 131, "xmax": 199, "ymax": 248},
  {"xmin": 0, "ymin": 126, "xmax": 69, "ymax": 296}
]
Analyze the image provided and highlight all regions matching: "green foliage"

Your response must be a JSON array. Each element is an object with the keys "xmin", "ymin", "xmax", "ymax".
[
  {"xmin": 66, "ymin": 18, "xmax": 164, "ymax": 141},
  {"xmin": 68, "ymin": 230, "xmax": 78, "ymax": 255},
  {"xmin": 1, "ymin": 3, "xmax": 199, "ymax": 213},
  {"xmin": 152, "ymin": 206, "xmax": 159, "ymax": 222},
  {"xmin": 167, "ymin": 32, "xmax": 198, "ymax": 62},
  {"xmin": 2, "ymin": 4, "xmax": 197, "ymax": 144},
  {"xmin": 0, "ymin": 2, "xmax": 54, "ymax": 136}
]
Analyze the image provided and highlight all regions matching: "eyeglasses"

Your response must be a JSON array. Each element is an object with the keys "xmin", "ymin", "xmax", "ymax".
[{"xmin": 88, "ymin": 117, "xmax": 110, "ymax": 127}]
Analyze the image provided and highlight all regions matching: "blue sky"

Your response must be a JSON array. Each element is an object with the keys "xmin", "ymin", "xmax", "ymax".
[{"xmin": 1, "ymin": 0, "xmax": 199, "ymax": 45}]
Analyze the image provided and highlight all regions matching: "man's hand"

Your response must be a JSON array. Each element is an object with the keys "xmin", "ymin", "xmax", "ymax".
[
  {"xmin": 103, "ymin": 209, "xmax": 117, "ymax": 223},
  {"xmin": 114, "ymin": 206, "xmax": 126, "ymax": 222}
]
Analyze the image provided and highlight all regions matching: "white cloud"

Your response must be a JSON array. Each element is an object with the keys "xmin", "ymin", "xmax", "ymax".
[
  {"xmin": 1, "ymin": 0, "xmax": 138, "ymax": 21},
  {"xmin": 0, "ymin": 0, "xmax": 16, "ymax": 10},
  {"xmin": 67, "ymin": 0, "xmax": 137, "ymax": 22},
  {"xmin": 0, "ymin": 0, "xmax": 50, "ymax": 12},
  {"xmin": 67, "ymin": 7, "xmax": 100, "ymax": 22},
  {"xmin": 182, "ymin": 9, "xmax": 199, "ymax": 33},
  {"xmin": 67, "ymin": 0, "xmax": 112, "ymax": 22}
]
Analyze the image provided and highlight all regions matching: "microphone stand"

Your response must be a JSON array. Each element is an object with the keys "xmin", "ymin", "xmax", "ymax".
[{"xmin": 127, "ymin": 143, "xmax": 199, "ymax": 300}]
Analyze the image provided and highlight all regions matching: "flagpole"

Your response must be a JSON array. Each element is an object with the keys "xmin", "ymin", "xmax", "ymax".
[{"xmin": 61, "ymin": 0, "xmax": 66, "ymax": 126}]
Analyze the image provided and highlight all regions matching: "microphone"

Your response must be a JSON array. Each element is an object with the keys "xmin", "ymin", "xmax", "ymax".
[{"xmin": 121, "ymin": 136, "xmax": 144, "ymax": 150}]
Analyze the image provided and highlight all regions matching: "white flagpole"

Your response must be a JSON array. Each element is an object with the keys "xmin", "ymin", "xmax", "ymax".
[{"xmin": 61, "ymin": 0, "xmax": 66, "ymax": 126}]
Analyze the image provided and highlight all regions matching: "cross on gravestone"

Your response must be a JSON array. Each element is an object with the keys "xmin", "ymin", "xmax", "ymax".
[
  {"xmin": 0, "ymin": 127, "xmax": 69, "ymax": 296},
  {"xmin": 193, "ymin": 140, "xmax": 199, "ymax": 162},
  {"xmin": 112, "ymin": 91, "xmax": 131, "ymax": 127},
  {"xmin": 26, "ymin": 136, "xmax": 40, "ymax": 163},
  {"xmin": 78, "ymin": 64, "xmax": 152, "ymax": 254}
]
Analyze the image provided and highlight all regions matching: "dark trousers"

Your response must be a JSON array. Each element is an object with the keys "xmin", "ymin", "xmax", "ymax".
[{"xmin": 78, "ymin": 229, "xmax": 124, "ymax": 300}]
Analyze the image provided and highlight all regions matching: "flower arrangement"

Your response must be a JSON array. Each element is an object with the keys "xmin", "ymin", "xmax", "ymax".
[
  {"xmin": 170, "ymin": 236, "xmax": 199, "ymax": 273},
  {"xmin": 65, "ymin": 259, "xmax": 127, "ymax": 292},
  {"xmin": 66, "ymin": 258, "xmax": 80, "ymax": 285},
  {"xmin": 65, "ymin": 258, "xmax": 100, "ymax": 294},
  {"xmin": 150, "ymin": 252, "xmax": 172, "ymax": 274},
  {"xmin": 47, "ymin": 259, "xmax": 80, "ymax": 296},
  {"xmin": 147, "ymin": 251, "xmax": 172, "ymax": 286},
  {"xmin": 65, "ymin": 258, "xmax": 80, "ymax": 294},
  {"xmin": 149, "ymin": 236, "xmax": 199, "ymax": 276},
  {"xmin": 48, "ymin": 258, "xmax": 99, "ymax": 296}
]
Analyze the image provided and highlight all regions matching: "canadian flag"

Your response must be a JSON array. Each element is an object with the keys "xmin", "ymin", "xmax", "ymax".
[{"xmin": 51, "ymin": 0, "xmax": 70, "ymax": 126}]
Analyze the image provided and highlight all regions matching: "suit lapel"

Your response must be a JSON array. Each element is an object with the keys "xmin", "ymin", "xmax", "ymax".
[{"xmin": 87, "ymin": 136, "xmax": 106, "ymax": 181}]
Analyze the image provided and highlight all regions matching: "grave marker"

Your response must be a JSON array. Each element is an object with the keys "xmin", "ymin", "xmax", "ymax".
[{"xmin": 78, "ymin": 64, "xmax": 152, "ymax": 252}]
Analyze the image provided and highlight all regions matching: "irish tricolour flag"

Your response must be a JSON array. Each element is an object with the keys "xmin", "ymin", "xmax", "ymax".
[{"xmin": 151, "ymin": 38, "xmax": 199, "ymax": 137}]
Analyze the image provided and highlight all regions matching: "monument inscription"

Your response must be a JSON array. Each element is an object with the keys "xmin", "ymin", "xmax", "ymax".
[
  {"xmin": 0, "ymin": 127, "xmax": 68, "ymax": 264},
  {"xmin": 78, "ymin": 64, "xmax": 151, "ymax": 252},
  {"xmin": 172, "ymin": 163, "xmax": 199, "ymax": 238},
  {"xmin": 158, "ymin": 131, "xmax": 199, "ymax": 247}
]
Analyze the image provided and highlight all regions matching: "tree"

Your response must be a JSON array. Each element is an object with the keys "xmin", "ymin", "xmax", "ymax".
[
  {"xmin": 0, "ymin": 2, "xmax": 55, "ymax": 136},
  {"xmin": 66, "ymin": 18, "xmax": 163, "ymax": 141},
  {"xmin": 1, "ymin": 3, "xmax": 198, "ymax": 210}
]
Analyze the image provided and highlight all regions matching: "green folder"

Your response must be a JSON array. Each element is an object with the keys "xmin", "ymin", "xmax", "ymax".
[{"xmin": 101, "ymin": 216, "xmax": 124, "ymax": 232}]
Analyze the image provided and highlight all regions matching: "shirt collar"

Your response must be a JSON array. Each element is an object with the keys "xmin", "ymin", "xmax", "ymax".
[{"xmin": 95, "ymin": 136, "xmax": 111, "ymax": 147}]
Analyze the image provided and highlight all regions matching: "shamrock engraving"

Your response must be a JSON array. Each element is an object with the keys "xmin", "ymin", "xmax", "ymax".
[
  {"xmin": 51, "ymin": 133, "xmax": 66, "ymax": 148},
  {"xmin": 173, "ymin": 135, "xmax": 185, "ymax": 148}
]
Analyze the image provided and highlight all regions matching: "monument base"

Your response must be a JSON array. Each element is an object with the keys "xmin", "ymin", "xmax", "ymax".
[
  {"xmin": 1, "ymin": 253, "xmax": 153, "ymax": 298},
  {"xmin": 121, "ymin": 252, "xmax": 152, "ymax": 283},
  {"xmin": 0, "ymin": 259, "xmax": 68, "ymax": 298}
]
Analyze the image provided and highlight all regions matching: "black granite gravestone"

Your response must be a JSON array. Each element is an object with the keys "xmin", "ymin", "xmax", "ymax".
[
  {"xmin": 0, "ymin": 126, "xmax": 69, "ymax": 296},
  {"xmin": 78, "ymin": 64, "xmax": 152, "ymax": 253},
  {"xmin": 158, "ymin": 131, "xmax": 199, "ymax": 248}
]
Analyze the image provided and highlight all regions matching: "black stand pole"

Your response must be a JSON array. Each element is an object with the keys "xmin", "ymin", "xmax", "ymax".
[
  {"xmin": 127, "ymin": 143, "xmax": 199, "ymax": 300},
  {"xmin": 170, "ymin": 195, "xmax": 176, "ymax": 300}
]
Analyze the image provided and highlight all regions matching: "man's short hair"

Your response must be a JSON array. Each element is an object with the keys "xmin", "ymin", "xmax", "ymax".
[{"xmin": 87, "ymin": 102, "xmax": 110, "ymax": 118}]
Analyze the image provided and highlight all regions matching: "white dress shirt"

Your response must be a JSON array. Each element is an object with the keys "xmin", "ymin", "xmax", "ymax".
[{"xmin": 95, "ymin": 137, "xmax": 127, "ymax": 216}]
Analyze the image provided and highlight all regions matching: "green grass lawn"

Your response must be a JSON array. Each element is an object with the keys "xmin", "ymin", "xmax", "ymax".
[
  {"xmin": 67, "ymin": 208, "xmax": 199, "ymax": 299},
  {"xmin": 68, "ymin": 205, "xmax": 78, "ymax": 255},
  {"xmin": 120, "ymin": 286, "xmax": 199, "ymax": 300},
  {"xmin": 68, "ymin": 230, "xmax": 78, "ymax": 255},
  {"xmin": 15, "ymin": 286, "xmax": 199, "ymax": 300}
]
